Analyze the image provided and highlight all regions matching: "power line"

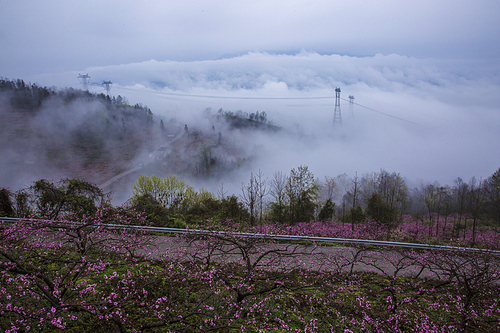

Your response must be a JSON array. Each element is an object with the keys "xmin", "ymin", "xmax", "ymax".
[
  {"xmin": 117, "ymin": 86, "xmax": 332, "ymax": 100},
  {"xmin": 340, "ymin": 97, "xmax": 422, "ymax": 126},
  {"xmin": 115, "ymin": 86, "xmax": 421, "ymax": 125}
]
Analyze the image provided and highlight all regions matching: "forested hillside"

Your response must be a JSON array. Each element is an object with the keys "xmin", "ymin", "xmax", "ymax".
[
  {"xmin": 0, "ymin": 78, "xmax": 159, "ymax": 187},
  {"xmin": 0, "ymin": 79, "xmax": 273, "ymax": 191}
]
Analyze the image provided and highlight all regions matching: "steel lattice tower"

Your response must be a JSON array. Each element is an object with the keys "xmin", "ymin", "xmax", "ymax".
[
  {"xmin": 349, "ymin": 95, "xmax": 354, "ymax": 118},
  {"xmin": 333, "ymin": 87, "xmax": 342, "ymax": 124},
  {"xmin": 77, "ymin": 73, "xmax": 91, "ymax": 91},
  {"xmin": 102, "ymin": 81, "xmax": 113, "ymax": 96}
]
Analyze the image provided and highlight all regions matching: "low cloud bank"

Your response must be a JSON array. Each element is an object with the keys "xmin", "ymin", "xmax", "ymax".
[{"xmin": 24, "ymin": 52, "xmax": 500, "ymax": 193}]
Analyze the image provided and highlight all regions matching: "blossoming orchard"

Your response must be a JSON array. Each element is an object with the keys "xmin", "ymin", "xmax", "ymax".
[{"xmin": 1, "ymin": 167, "xmax": 499, "ymax": 332}]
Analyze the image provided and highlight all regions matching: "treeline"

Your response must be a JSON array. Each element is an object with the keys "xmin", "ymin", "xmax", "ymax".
[
  {"xmin": 216, "ymin": 108, "xmax": 269, "ymax": 123},
  {"xmin": 337, "ymin": 169, "xmax": 500, "ymax": 229},
  {"xmin": 0, "ymin": 179, "xmax": 107, "ymax": 219},
  {"xmin": 2, "ymin": 166, "xmax": 499, "ymax": 233},
  {"xmin": 2, "ymin": 165, "xmax": 499, "ymax": 331},
  {"xmin": 0, "ymin": 78, "xmax": 153, "ymax": 115},
  {"xmin": 214, "ymin": 107, "xmax": 280, "ymax": 131},
  {"xmin": 0, "ymin": 78, "xmax": 53, "ymax": 109},
  {"xmin": 237, "ymin": 166, "xmax": 500, "ymax": 231},
  {"xmin": 0, "ymin": 176, "xmax": 249, "ymax": 229}
]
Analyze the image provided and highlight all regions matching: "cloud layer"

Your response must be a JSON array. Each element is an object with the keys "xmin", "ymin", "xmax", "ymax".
[
  {"xmin": 26, "ymin": 52, "xmax": 497, "ymax": 192},
  {"xmin": 1, "ymin": 0, "xmax": 499, "ymax": 77}
]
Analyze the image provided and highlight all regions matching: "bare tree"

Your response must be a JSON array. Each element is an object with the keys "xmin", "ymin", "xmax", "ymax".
[
  {"xmin": 255, "ymin": 169, "xmax": 269, "ymax": 223},
  {"xmin": 359, "ymin": 172, "xmax": 378, "ymax": 205},
  {"xmin": 426, "ymin": 249, "xmax": 500, "ymax": 331},
  {"xmin": 468, "ymin": 177, "xmax": 485, "ymax": 245},
  {"xmin": 343, "ymin": 172, "xmax": 360, "ymax": 230},
  {"xmin": 269, "ymin": 171, "xmax": 287, "ymax": 223},
  {"xmin": 420, "ymin": 182, "xmax": 439, "ymax": 237},
  {"xmin": 333, "ymin": 173, "xmax": 350, "ymax": 205},
  {"xmin": 217, "ymin": 182, "xmax": 228, "ymax": 200},
  {"xmin": 241, "ymin": 172, "xmax": 258, "ymax": 225},
  {"xmin": 438, "ymin": 186, "xmax": 452, "ymax": 236},
  {"xmin": 180, "ymin": 229, "xmax": 317, "ymax": 304},
  {"xmin": 453, "ymin": 177, "xmax": 469, "ymax": 237},
  {"xmin": 320, "ymin": 176, "xmax": 340, "ymax": 202}
]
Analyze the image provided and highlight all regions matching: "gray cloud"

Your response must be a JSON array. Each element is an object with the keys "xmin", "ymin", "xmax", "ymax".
[{"xmin": 1, "ymin": 0, "xmax": 499, "ymax": 77}]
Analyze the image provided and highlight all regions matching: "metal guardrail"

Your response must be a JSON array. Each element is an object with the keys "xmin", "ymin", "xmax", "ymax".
[{"xmin": 2, "ymin": 216, "xmax": 500, "ymax": 255}]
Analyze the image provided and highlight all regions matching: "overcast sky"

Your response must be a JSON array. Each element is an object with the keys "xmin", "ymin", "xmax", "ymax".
[
  {"xmin": 1, "ymin": 0, "xmax": 499, "ymax": 77},
  {"xmin": 1, "ymin": 0, "xmax": 499, "ymax": 190}
]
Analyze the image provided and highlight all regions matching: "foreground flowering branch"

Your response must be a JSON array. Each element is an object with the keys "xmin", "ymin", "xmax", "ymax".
[{"xmin": 1, "ymin": 211, "xmax": 499, "ymax": 332}]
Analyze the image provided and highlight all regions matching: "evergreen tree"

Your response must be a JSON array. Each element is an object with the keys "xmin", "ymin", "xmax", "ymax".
[{"xmin": 318, "ymin": 198, "xmax": 335, "ymax": 221}]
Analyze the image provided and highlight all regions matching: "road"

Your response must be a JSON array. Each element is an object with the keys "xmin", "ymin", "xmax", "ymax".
[
  {"xmin": 98, "ymin": 127, "xmax": 184, "ymax": 189},
  {"xmin": 143, "ymin": 233, "xmax": 500, "ymax": 283},
  {"xmin": 3, "ymin": 217, "xmax": 498, "ymax": 283}
]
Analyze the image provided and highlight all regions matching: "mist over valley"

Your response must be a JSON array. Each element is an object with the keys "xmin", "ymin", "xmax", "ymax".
[{"xmin": 2, "ymin": 52, "xmax": 498, "ymax": 205}]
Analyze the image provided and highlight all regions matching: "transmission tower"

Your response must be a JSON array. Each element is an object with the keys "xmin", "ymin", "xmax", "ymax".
[
  {"xmin": 333, "ymin": 87, "xmax": 342, "ymax": 125},
  {"xmin": 349, "ymin": 95, "xmax": 354, "ymax": 118},
  {"xmin": 77, "ymin": 73, "xmax": 91, "ymax": 91},
  {"xmin": 102, "ymin": 80, "xmax": 113, "ymax": 96}
]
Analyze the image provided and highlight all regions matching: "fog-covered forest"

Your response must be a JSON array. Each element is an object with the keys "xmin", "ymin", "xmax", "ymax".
[
  {"xmin": 0, "ymin": 79, "xmax": 276, "ymax": 195},
  {"xmin": 0, "ymin": 79, "xmax": 158, "ymax": 187},
  {"xmin": 2, "ymin": 78, "xmax": 499, "ymax": 228}
]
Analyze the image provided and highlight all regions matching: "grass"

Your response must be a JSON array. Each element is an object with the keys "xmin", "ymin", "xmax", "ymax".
[{"xmin": 3, "ymin": 235, "xmax": 500, "ymax": 332}]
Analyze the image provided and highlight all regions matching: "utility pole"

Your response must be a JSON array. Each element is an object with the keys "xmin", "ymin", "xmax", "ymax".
[
  {"xmin": 77, "ymin": 73, "xmax": 91, "ymax": 91},
  {"xmin": 102, "ymin": 80, "xmax": 113, "ymax": 96},
  {"xmin": 349, "ymin": 95, "xmax": 354, "ymax": 119},
  {"xmin": 333, "ymin": 87, "xmax": 342, "ymax": 125}
]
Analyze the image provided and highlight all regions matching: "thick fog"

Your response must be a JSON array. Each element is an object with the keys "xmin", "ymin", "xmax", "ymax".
[{"xmin": 18, "ymin": 52, "xmax": 499, "ymax": 200}]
